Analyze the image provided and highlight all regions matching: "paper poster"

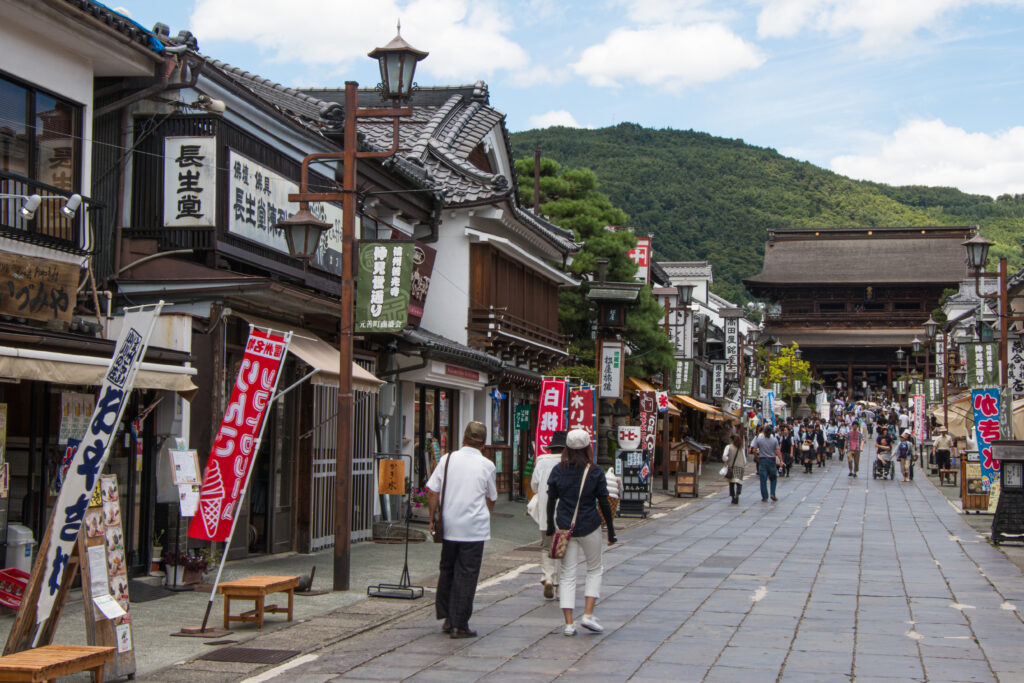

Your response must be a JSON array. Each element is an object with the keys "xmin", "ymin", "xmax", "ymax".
[
  {"xmin": 116, "ymin": 623, "xmax": 132, "ymax": 653},
  {"xmin": 93, "ymin": 594, "xmax": 126, "ymax": 620},
  {"xmin": 169, "ymin": 449, "xmax": 200, "ymax": 485},
  {"xmin": 178, "ymin": 485, "xmax": 199, "ymax": 517},
  {"xmin": 58, "ymin": 392, "xmax": 93, "ymax": 445},
  {"xmin": 0, "ymin": 463, "xmax": 8, "ymax": 499},
  {"xmin": 87, "ymin": 545, "xmax": 109, "ymax": 598}
]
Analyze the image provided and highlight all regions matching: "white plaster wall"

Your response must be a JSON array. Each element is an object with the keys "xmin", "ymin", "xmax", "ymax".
[{"xmin": 420, "ymin": 210, "xmax": 471, "ymax": 344}]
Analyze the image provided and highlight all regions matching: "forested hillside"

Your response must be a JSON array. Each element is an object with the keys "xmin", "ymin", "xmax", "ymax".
[{"xmin": 510, "ymin": 123, "xmax": 1024, "ymax": 303}]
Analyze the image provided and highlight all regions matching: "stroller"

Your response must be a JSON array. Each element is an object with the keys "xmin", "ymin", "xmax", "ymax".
[{"xmin": 873, "ymin": 447, "xmax": 895, "ymax": 479}]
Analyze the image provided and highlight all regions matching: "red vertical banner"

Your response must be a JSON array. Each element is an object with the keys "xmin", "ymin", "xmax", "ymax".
[
  {"xmin": 189, "ymin": 329, "xmax": 289, "ymax": 541},
  {"xmin": 534, "ymin": 378, "xmax": 567, "ymax": 463},
  {"xmin": 568, "ymin": 387, "xmax": 596, "ymax": 451}
]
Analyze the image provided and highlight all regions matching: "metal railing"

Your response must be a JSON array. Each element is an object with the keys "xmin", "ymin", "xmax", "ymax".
[
  {"xmin": 468, "ymin": 307, "xmax": 569, "ymax": 353},
  {"xmin": 0, "ymin": 170, "xmax": 89, "ymax": 253}
]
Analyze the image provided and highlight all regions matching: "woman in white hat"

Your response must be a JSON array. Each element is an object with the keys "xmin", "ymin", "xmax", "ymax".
[{"xmin": 546, "ymin": 429, "xmax": 616, "ymax": 636}]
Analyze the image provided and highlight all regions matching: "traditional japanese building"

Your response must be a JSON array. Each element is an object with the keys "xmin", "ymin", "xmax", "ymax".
[{"xmin": 744, "ymin": 226, "xmax": 973, "ymax": 394}]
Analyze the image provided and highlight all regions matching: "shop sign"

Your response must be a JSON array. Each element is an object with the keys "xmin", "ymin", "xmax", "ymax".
[
  {"xmin": 744, "ymin": 376, "xmax": 759, "ymax": 398},
  {"xmin": 513, "ymin": 404, "xmax": 532, "ymax": 431},
  {"xmin": 378, "ymin": 459, "xmax": 405, "ymax": 495},
  {"xmin": 36, "ymin": 304, "xmax": 162, "ymax": 625},
  {"xmin": 895, "ymin": 380, "xmax": 907, "ymax": 395},
  {"xmin": 935, "ymin": 339, "xmax": 945, "ymax": 380},
  {"xmin": 672, "ymin": 358, "xmax": 693, "ymax": 395},
  {"xmin": 58, "ymin": 392, "xmax": 94, "ymax": 445},
  {"xmin": 189, "ymin": 329, "xmax": 291, "ymax": 542},
  {"xmin": 1009, "ymin": 336, "xmax": 1024, "ymax": 397},
  {"xmin": 0, "ymin": 253, "xmax": 78, "ymax": 325},
  {"xmin": 639, "ymin": 391, "xmax": 657, "ymax": 454},
  {"xmin": 913, "ymin": 395, "xmax": 926, "ymax": 442},
  {"xmin": 445, "ymin": 365, "xmax": 480, "ymax": 381},
  {"xmin": 926, "ymin": 378, "xmax": 943, "ymax": 404},
  {"xmin": 599, "ymin": 341, "xmax": 624, "ymax": 399},
  {"xmin": 355, "ymin": 241, "xmax": 414, "ymax": 333},
  {"xmin": 163, "ymin": 136, "xmax": 216, "ymax": 227},
  {"xmin": 227, "ymin": 150, "xmax": 344, "ymax": 274},
  {"xmin": 627, "ymin": 236, "xmax": 650, "ymax": 284},
  {"xmin": 966, "ymin": 343, "xmax": 998, "ymax": 388},
  {"xmin": 568, "ymin": 387, "xmax": 596, "ymax": 451},
  {"xmin": 971, "ymin": 388, "xmax": 1001, "ymax": 507},
  {"xmin": 534, "ymin": 378, "xmax": 567, "ymax": 461},
  {"xmin": 712, "ymin": 362, "xmax": 725, "ymax": 399},
  {"xmin": 724, "ymin": 318, "xmax": 739, "ymax": 376},
  {"xmin": 667, "ymin": 307, "xmax": 689, "ymax": 354},
  {"xmin": 407, "ymin": 241, "xmax": 435, "ymax": 328}
]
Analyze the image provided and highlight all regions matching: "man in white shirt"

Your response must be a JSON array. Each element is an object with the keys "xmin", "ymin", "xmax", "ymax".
[
  {"xmin": 528, "ymin": 430, "xmax": 565, "ymax": 600},
  {"xmin": 427, "ymin": 421, "xmax": 497, "ymax": 639}
]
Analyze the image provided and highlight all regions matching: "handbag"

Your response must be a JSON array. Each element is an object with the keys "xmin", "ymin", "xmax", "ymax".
[
  {"xmin": 550, "ymin": 464, "xmax": 590, "ymax": 560},
  {"xmin": 430, "ymin": 451, "xmax": 452, "ymax": 543}
]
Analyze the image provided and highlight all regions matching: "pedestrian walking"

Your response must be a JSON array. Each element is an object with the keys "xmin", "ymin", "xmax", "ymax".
[
  {"xmin": 779, "ymin": 425, "xmax": 794, "ymax": 477},
  {"xmin": 896, "ymin": 430, "xmax": 915, "ymax": 482},
  {"xmin": 933, "ymin": 426, "xmax": 954, "ymax": 472},
  {"xmin": 528, "ymin": 430, "xmax": 565, "ymax": 601},
  {"xmin": 723, "ymin": 433, "xmax": 746, "ymax": 504},
  {"xmin": 546, "ymin": 429, "xmax": 617, "ymax": 636},
  {"xmin": 751, "ymin": 425, "xmax": 781, "ymax": 502},
  {"xmin": 427, "ymin": 421, "xmax": 497, "ymax": 639},
  {"xmin": 846, "ymin": 422, "xmax": 863, "ymax": 477}
]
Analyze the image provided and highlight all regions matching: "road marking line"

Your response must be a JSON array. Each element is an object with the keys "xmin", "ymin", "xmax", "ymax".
[
  {"xmin": 651, "ymin": 512, "xmax": 667, "ymax": 519},
  {"xmin": 1001, "ymin": 602, "xmax": 1017, "ymax": 611},
  {"xmin": 950, "ymin": 603, "xmax": 975, "ymax": 610},
  {"xmin": 477, "ymin": 563, "xmax": 539, "ymax": 590},
  {"xmin": 241, "ymin": 654, "xmax": 318, "ymax": 683},
  {"xmin": 673, "ymin": 502, "xmax": 690, "ymax": 511},
  {"xmin": 906, "ymin": 630, "xmax": 923, "ymax": 641}
]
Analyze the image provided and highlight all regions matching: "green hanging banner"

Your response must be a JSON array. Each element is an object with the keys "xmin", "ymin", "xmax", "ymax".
[
  {"xmin": 355, "ymin": 241, "xmax": 414, "ymax": 333},
  {"xmin": 966, "ymin": 343, "xmax": 999, "ymax": 388},
  {"xmin": 925, "ymin": 378, "xmax": 943, "ymax": 405},
  {"xmin": 671, "ymin": 358, "xmax": 694, "ymax": 395}
]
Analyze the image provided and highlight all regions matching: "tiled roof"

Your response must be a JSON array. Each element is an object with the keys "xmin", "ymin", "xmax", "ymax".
[
  {"xmin": 64, "ymin": 0, "xmax": 165, "ymax": 53},
  {"xmin": 404, "ymin": 328, "xmax": 504, "ymax": 372},
  {"xmin": 660, "ymin": 261, "xmax": 714, "ymax": 280}
]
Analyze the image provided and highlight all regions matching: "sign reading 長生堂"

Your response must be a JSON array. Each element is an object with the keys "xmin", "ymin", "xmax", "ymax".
[
  {"xmin": 163, "ymin": 136, "xmax": 216, "ymax": 228},
  {"xmin": 355, "ymin": 242, "xmax": 414, "ymax": 333}
]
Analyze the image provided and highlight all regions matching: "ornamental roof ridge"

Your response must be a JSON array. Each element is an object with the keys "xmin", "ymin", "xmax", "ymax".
[{"xmin": 65, "ymin": 0, "xmax": 166, "ymax": 54}]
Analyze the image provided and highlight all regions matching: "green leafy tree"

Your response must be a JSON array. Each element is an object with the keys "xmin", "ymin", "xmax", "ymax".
[
  {"xmin": 515, "ymin": 156, "xmax": 674, "ymax": 377},
  {"xmin": 764, "ymin": 344, "xmax": 813, "ymax": 401}
]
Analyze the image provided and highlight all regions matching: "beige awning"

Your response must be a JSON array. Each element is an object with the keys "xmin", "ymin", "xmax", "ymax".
[
  {"xmin": 240, "ymin": 315, "xmax": 384, "ymax": 394},
  {"xmin": 0, "ymin": 351, "xmax": 198, "ymax": 399}
]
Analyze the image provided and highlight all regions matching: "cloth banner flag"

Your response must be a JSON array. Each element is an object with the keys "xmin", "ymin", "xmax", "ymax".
[
  {"xmin": 189, "ymin": 328, "xmax": 291, "ymax": 541},
  {"xmin": 712, "ymin": 362, "xmax": 725, "ymax": 398},
  {"xmin": 37, "ymin": 304, "xmax": 162, "ymax": 625},
  {"xmin": 925, "ymin": 378, "xmax": 942, "ymax": 405},
  {"xmin": 966, "ymin": 343, "xmax": 999, "ymax": 388},
  {"xmin": 568, "ymin": 386, "xmax": 596, "ymax": 452},
  {"xmin": 534, "ymin": 378, "xmax": 567, "ymax": 462},
  {"xmin": 656, "ymin": 391, "xmax": 670, "ymax": 413},
  {"xmin": 672, "ymin": 358, "xmax": 693, "ymax": 395},
  {"xmin": 766, "ymin": 390, "xmax": 776, "ymax": 425},
  {"xmin": 971, "ymin": 388, "xmax": 1001, "ymax": 501},
  {"xmin": 913, "ymin": 395, "xmax": 926, "ymax": 443}
]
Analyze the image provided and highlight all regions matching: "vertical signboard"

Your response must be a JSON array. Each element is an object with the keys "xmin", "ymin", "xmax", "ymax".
[
  {"xmin": 638, "ymin": 391, "xmax": 657, "ymax": 455},
  {"xmin": 568, "ymin": 387, "xmax": 596, "ymax": 451},
  {"xmin": 627, "ymin": 236, "xmax": 651, "ymax": 284},
  {"xmin": 972, "ymin": 388, "xmax": 1001, "ymax": 509},
  {"xmin": 355, "ymin": 242, "xmax": 414, "ymax": 333},
  {"xmin": 935, "ymin": 339, "xmax": 945, "ymax": 383},
  {"xmin": 1009, "ymin": 336, "xmax": 1024, "ymax": 397},
  {"xmin": 712, "ymin": 362, "xmax": 725, "ymax": 399},
  {"xmin": 913, "ymin": 394, "xmax": 926, "ymax": 443},
  {"xmin": 967, "ymin": 343, "xmax": 999, "ymax": 388},
  {"xmin": 766, "ymin": 390, "xmax": 776, "ymax": 425},
  {"xmin": 163, "ymin": 136, "xmax": 216, "ymax": 227},
  {"xmin": 724, "ymin": 318, "xmax": 739, "ymax": 376},
  {"xmin": 926, "ymin": 378, "xmax": 943, "ymax": 405},
  {"xmin": 189, "ymin": 329, "xmax": 291, "ymax": 542},
  {"xmin": 672, "ymin": 358, "xmax": 694, "ymax": 395},
  {"xmin": 598, "ymin": 341, "xmax": 624, "ymax": 399},
  {"xmin": 534, "ymin": 379, "xmax": 567, "ymax": 461},
  {"xmin": 406, "ymin": 241, "xmax": 436, "ymax": 328}
]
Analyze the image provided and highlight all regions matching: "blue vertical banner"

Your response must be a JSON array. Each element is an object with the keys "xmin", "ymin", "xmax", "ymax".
[
  {"xmin": 971, "ymin": 388, "xmax": 1001, "ymax": 496},
  {"xmin": 766, "ymin": 390, "xmax": 776, "ymax": 426}
]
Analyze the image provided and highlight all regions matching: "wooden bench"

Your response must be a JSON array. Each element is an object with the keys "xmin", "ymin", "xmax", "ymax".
[
  {"xmin": 0, "ymin": 644, "xmax": 114, "ymax": 682},
  {"xmin": 219, "ymin": 575, "xmax": 299, "ymax": 631},
  {"xmin": 940, "ymin": 468, "xmax": 959, "ymax": 486}
]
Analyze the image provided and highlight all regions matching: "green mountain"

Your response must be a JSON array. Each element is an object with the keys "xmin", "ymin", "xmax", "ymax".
[{"xmin": 510, "ymin": 123, "xmax": 1024, "ymax": 303}]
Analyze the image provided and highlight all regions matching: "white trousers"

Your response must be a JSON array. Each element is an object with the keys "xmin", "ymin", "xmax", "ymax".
[
  {"xmin": 540, "ymin": 532, "xmax": 561, "ymax": 585},
  {"xmin": 559, "ymin": 529, "xmax": 603, "ymax": 611}
]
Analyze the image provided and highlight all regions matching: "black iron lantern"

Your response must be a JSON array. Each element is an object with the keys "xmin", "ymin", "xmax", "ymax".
[
  {"xmin": 676, "ymin": 282, "xmax": 695, "ymax": 306},
  {"xmin": 278, "ymin": 208, "xmax": 330, "ymax": 261},
  {"xmin": 924, "ymin": 315, "xmax": 939, "ymax": 341},
  {"xmin": 368, "ymin": 25, "xmax": 429, "ymax": 103},
  {"xmin": 963, "ymin": 233, "xmax": 992, "ymax": 271}
]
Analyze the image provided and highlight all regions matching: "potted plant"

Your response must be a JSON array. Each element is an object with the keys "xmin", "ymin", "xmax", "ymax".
[
  {"xmin": 162, "ymin": 549, "xmax": 209, "ymax": 586},
  {"xmin": 151, "ymin": 530, "xmax": 165, "ymax": 573},
  {"xmin": 409, "ymin": 486, "xmax": 430, "ymax": 522}
]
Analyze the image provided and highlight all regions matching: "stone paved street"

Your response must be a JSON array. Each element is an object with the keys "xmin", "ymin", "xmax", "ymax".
[{"xmin": 249, "ymin": 443, "xmax": 1024, "ymax": 682}]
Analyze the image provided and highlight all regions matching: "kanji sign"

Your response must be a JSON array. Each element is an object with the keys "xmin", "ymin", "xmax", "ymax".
[
  {"xmin": 672, "ymin": 358, "xmax": 693, "ymax": 395},
  {"xmin": 627, "ymin": 236, "xmax": 650, "ymax": 284},
  {"xmin": 377, "ymin": 459, "xmax": 405, "ymax": 495},
  {"xmin": 355, "ymin": 241, "xmax": 414, "ymax": 333},
  {"xmin": 568, "ymin": 387, "xmax": 596, "ymax": 451},
  {"xmin": 36, "ymin": 304, "xmax": 162, "ymax": 626},
  {"xmin": 1009, "ymin": 336, "xmax": 1024, "ymax": 397},
  {"xmin": 0, "ymin": 253, "xmax": 78, "ymax": 325},
  {"xmin": 744, "ymin": 376, "xmax": 760, "ymax": 398},
  {"xmin": 599, "ymin": 341, "xmax": 624, "ymax": 399},
  {"xmin": 712, "ymin": 362, "xmax": 725, "ymax": 398},
  {"xmin": 189, "ymin": 329, "xmax": 290, "ymax": 542},
  {"xmin": 926, "ymin": 378, "xmax": 943, "ymax": 405},
  {"xmin": 971, "ymin": 388, "xmax": 1001, "ymax": 499},
  {"xmin": 724, "ymin": 318, "xmax": 739, "ymax": 376},
  {"xmin": 656, "ymin": 391, "xmax": 670, "ymax": 413},
  {"xmin": 228, "ymin": 150, "xmax": 344, "ymax": 274},
  {"xmin": 163, "ymin": 136, "xmax": 216, "ymax": 227},
  {"xmin": 913, "ymin": 394, "xmax": 926, "ymax": 443},
  {"xmin": 966, "ymin": 343, "xmax": 999, "ymax": 388},
  {"xmin": 513, "ymin": 404, "xmax": 531, "ymax": 431},
  {"xmin": 534, "ymin": 378, "xmax": 567, "ymax": 462}
]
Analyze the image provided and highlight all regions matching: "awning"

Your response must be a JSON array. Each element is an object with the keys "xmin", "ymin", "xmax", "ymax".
[
  {"xmin": 241, "ymin": 315, "xmax": 384, "ymax": 394},
  {"xmin": 931, "ymin": 393, "xmax": 1024, "ymax": 441},
  {"xmin": 626, "ymin": 377, "xmax": 659, "ymax": 393},
  {"xmin": 0, "ymin": 347, "xmax": 198, "ymax": 399},
  {"xmin": 674, "ymin": 393, "xmax": 739, "ymax": 423}
]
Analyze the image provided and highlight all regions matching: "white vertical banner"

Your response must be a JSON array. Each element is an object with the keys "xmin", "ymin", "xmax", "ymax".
[
  {"xmin": 1009, "ymin": 336, "xmax": 1024, "ymax": 397},
  {"xmin": 724, "ymin": 318, "xmax": 739, "ymax": 376},
  {"xmin": 935, "ymin": 339, "xmax": 945, "ymax": 381},
  {"xmin": 36, "ymin": 304, "xmax": 163, "ymax": 626},
  {"xmin": 712, "ymin": 362, "xmax": 726, "ymax": 398},
  {"xmin": 163, "ymin": 137, "xmax": 216, "ymax": 227}
]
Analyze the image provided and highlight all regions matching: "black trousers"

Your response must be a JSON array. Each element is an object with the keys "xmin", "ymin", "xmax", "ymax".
[{"xmin": 436, "ymin": 540, "xmax": 485, "ymax": 629}]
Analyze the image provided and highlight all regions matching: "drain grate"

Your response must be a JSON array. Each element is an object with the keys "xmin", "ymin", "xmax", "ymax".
[{"xmin": 198, "ymin": 647, "xmax": 300, "ymax": 664}]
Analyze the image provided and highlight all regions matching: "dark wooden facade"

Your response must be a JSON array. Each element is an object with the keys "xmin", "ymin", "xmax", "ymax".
[{"xmin": 467, "ymin": 243, "xmax": 568, "ymax": 370}]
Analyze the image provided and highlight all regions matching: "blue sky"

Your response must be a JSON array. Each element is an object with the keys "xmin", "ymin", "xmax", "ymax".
[{"xmin": 115, "ymin": 0, "xmax": 1024, "ymax": 197}]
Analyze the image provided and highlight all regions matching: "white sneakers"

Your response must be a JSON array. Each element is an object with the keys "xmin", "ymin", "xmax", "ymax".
[
  {"xmin": 579, "ymin": 614, "xmax": 604, "ymax": 632},
  {"xmin": 563, "ymin": 623, "xmax": 577, "ymax": 637}
]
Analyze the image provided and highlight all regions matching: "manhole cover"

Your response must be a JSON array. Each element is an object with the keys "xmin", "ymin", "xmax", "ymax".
[{"xmin": 198, "ymin": 647, "xmax": 300, "ymax": 664}]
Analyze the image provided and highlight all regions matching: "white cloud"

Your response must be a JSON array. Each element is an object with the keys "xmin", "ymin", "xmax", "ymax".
[
  {"xmin": 527, "ymin": 110, "xmax": 587, "ymax": 129},
  {"xmin": 755, "ymin": 0, "xmax": 1022, "ymax": 47},
  {"xmin": 830, "ymin": 119, "xmax": 1024, "ymax": 197},
  {"xmin": 572, "ymin": 23, "xmax": 765, "ymax": 91},
  {"xmin": 615, "ymin": 0, "xmax": 736, "ymax": 24},
  {"xmin": 190, "ymin": 0, "xmax": 546, "ymax": 83}
]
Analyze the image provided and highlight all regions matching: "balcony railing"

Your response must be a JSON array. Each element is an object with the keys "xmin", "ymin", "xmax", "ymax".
[
  {"xmin": 468, "ymin": 307, "xmax": 570, "ymax": 356},
  {"xmin": 765, "ymin": 309, "xmax": 927, "ymax": 324},
  {"xmin": 0, "ymin": 170, "xmax": 89, "ymax": 254}
]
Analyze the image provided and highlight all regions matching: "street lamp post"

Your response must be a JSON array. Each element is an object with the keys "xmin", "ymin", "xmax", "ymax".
[
  {"xmin": 963, "ymin": 233, "xmax": 1024, "ymax": 390},
  {"xmin": 276, "ymin": 29, "xmax": 428, "ymax": 591},
  {"xmin": 661, "ymin": 283, "xmax": 694, "ymax": 491}
]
